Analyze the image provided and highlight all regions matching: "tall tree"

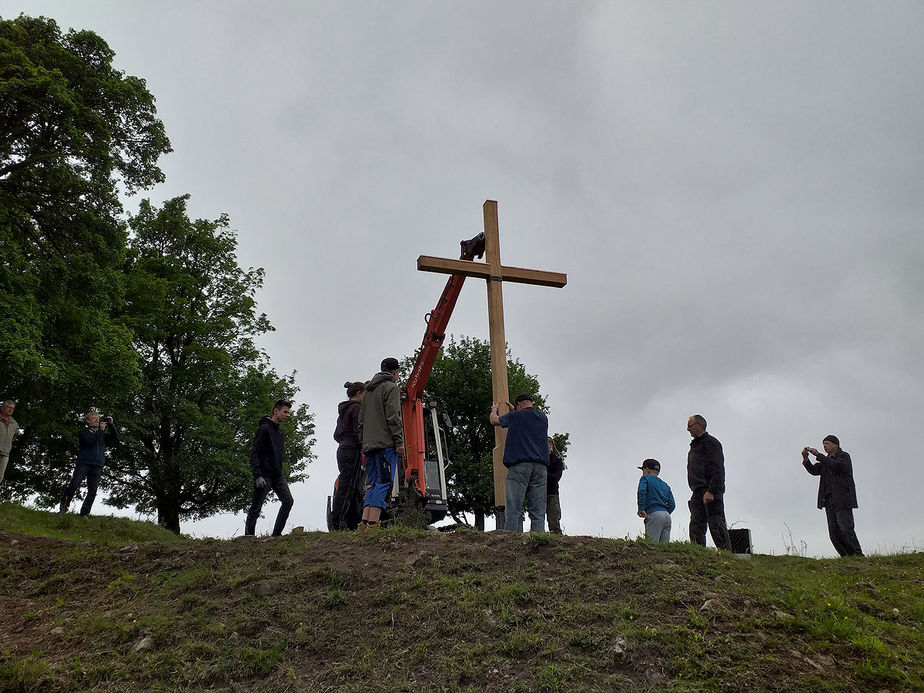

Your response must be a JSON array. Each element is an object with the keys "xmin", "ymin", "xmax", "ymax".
[
  {"xmin": 404, "ymin": 336, "xmax": 568, "ymax": 530},
  {"xmin": 0, "ymin": 15, "xmax": 171, "ymax": 494},
  {"xmin": 101, "ymin": 195, "xmax": 315, "ymax": 533}
]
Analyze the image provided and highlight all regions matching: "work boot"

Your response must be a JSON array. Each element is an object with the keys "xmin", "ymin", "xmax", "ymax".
[{"xmin": 358, "ymin": 520, "xmax": 381, "ymax": 533}]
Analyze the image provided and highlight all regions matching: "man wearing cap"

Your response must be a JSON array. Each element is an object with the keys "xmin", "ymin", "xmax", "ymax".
[
  {"xmin": 686, "ymin": 414, "xmax": 732, "ymax": 550},
  {"xmin": 636, "ymin": 459, "xmax": 675, "ymax": 543},
  {"xmin": 803, "ymin": 435, "xmax": 863, "ymax": 557},
  {"xmin": 490, "ymin": 394, "xmax": 549, "ymax": 532},
  {"xmin": 357, "ymin": 357, "xmax": 405, "ymax": 530}
]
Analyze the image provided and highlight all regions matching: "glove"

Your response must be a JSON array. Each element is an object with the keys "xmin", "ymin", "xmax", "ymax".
[{"xmin": 254, "ymin": 476, "xmax": 267, "ymax": 489}]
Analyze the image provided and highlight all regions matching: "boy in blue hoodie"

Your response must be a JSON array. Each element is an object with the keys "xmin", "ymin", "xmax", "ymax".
[{"xmin": 636, "ymin": 459, "xmax": 675, "ymax": 543}]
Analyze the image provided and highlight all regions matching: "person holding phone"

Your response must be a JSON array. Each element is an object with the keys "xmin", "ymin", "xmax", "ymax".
[{"xmin": 802, "ymin": 435, "xmax": 863, "ymax": 557}]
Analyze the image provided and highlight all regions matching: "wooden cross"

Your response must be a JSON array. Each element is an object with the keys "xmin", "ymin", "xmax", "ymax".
[{"xmin": 417, "ymin": 200, "xmax": 567, "ymax": 525}]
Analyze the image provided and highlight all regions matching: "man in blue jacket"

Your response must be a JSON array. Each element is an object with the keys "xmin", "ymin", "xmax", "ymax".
[
  {"xmin": 636, "ymin": 458, "xmax": 675, "ymax": 542},
  {"xmin": 245, "ymin": 399, "xmax": 294, "ymax": 536},
  {"xmin": 802, "ymin": 435, "xmax": 863, "ymax": 557},
  {"xmin": 491, "ymin": 393, "xmax": 549, "ymax": 532},
  {"xmin": 60, "ymin": 411, "xmax": 118, "ymax": 516}
]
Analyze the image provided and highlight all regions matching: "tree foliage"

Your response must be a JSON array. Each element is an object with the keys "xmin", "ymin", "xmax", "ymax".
[
  {"xmin": 102, "ymin": 196, "xmax": 315, "ymax": 533},
  {"xmin": 0, "ymin": 17, "xmax": 313, "ymax": 534},
  {"xmin": 404, "ymin": 335, "xmax": 568, "ymax": 529},
  {"xmin": 0, "ymin": 15, "xmax": 171, "ymax": 483}
]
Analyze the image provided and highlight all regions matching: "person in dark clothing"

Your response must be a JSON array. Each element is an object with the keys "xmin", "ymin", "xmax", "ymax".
[
  {"xmin": 686, "ymin": 414, "xmax": 731, "ymax": 550},
  {"xmin": 60, "ymin": 411, "xmax": 118, "ymax": 516},
  {"xmin": 490, "ymin": 394, "xmax": 549, "ymax": 532},
  {"xmin": 546, "ymin": 437, "xmax": 565, "ymax": 535},
  {"xmin": 245, "ymin": 399, "xmax": 294, "ymax": 536},
  {"xmin": 330, "ymin": 381, "xmax": 365, "ymax": 531},
  {"xmin": 803, "ymin": 435, "xmax": 863, "ymax": 557}
]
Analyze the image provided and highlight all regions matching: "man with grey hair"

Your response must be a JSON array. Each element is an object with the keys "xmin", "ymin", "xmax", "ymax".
[
  {"xmin": 686, "ymin": 414, "xmax": 731, "ymax": 550},
  {"xmin": 0, "ymin": 400, "xmax": 19, "ymax": 486},
  {"xmin": 60, "ymin": 411, "xmax": 118, "ymax": 515}
]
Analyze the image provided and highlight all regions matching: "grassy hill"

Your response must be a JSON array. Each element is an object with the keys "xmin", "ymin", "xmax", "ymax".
[{"xmin": 1, "ymin": 503, "xmax": 921, "ymax": 692}]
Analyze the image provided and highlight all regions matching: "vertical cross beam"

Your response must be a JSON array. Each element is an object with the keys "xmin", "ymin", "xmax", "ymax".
[{"xmin": 483, "ymin": 201, "xmax": 511, "ymax": 513}]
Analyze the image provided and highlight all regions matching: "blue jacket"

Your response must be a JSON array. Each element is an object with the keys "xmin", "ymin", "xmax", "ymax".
[
  {"xmin": 77, "ymin": 424, "xmax": 118, "ymax": 467},
  {"xmin": 637, "ymin": 474, "xmax": 676, "ymax": 515},
  {"xmin": 497, "ymin": 408, "xmax": 549, "ymax": 467}
]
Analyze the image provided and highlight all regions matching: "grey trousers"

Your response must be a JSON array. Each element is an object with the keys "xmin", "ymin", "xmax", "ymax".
[
  {"xmin": 504, "ymin": 462, "xmax": 547, "ymax": 532},
  {"xmin": 547, "ymin": 494, "xmax": 563, "ymax": 534},
  {"xmin": 644, "ymin": 510, "xmax": 672, "ymax": 542}
]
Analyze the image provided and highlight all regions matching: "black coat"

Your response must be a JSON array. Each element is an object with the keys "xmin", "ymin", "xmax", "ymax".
[
  {"xmin": 547, "ymin": 452, "xmax": 564, "ymax": 496},
  {"xmin": 76, "ymin": 424, "xmax": 118, "ymax": 467},
  {"xmin": 803, "ymin": 449, "xmax": 858, "ymax": 510},
  {"xmin": 333, "ymin": 400, "xmax": 361, "ymax": 449},
  {"xmin": 250, "ymin": 416, "xmax": 285, "ymax": 479},
  {"xmin": 687, "ymin": 432, "xmax": 726, "ymax": 496}
]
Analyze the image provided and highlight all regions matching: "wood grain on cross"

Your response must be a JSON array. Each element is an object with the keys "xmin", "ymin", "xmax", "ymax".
[{"xmin": 417, "ymin": 200, "xmax": 566, "ymax": 520}]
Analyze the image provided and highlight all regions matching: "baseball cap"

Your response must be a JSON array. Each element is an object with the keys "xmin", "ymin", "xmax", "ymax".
[{"xmin": 638, "ymin": 459, "xmax": 661, "ymax": 472}]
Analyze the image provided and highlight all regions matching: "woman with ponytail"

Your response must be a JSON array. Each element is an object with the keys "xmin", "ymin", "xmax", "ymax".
[{"xmin": 330, "ymin": 381, "xmax": 365, "ymax": 530}]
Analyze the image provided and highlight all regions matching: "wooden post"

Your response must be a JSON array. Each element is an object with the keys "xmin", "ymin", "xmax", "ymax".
[{"xmin": 483, "ymin": 201, "xmax": 511, "ymax": 516}]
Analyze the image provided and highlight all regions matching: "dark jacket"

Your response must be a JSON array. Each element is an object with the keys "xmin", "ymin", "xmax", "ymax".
[
  {"xmin": 803, "ymin": 448, "xmax": 858, "ymax": 510},
  {"xmin": 250, "ymin": 416, "xmax": 285, "ymax": 479},
  {"xmin": 547, "ymin": 452, "xmax": 564, "ymax": 495},
  {"xmin": 687, "ymin": 432, "xmax": 726, "ymax": 496},
  {"xmin": 333, "ymin": 400, "xmax": 361, "ymax": 449},
  {"xmin": 77, "ymin": 424, "xmax": 118, "ymax": 467},
  {"xmin": 358, "ymin": 372, "xmax": 403, "ymax": 453}
]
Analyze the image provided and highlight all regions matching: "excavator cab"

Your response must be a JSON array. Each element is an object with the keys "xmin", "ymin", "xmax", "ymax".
[{"xmin": 392, "ymin": 401, "xmax": 450, "ymax": 523}]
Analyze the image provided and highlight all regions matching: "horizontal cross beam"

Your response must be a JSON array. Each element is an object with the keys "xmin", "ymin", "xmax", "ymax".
[{"xmin": 417, "ymin": 255, "xmax": 567, "ymax": 288}]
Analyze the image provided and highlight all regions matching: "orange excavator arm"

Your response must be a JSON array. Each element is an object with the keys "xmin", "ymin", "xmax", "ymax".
[{"xmin": 400, "ymin": 232, "xmax": 485, "ymax": 499}]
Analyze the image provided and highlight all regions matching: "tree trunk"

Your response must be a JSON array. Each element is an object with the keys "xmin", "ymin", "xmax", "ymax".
[
  {"xmin": 475, "ymin": 509, "xmax": 485, "ymax": 531},
  {"xmin": 157, "ymin": 496, "xmax": 181, "ymax": 534}
]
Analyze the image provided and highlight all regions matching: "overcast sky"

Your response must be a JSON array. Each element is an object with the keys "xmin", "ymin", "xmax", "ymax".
[{"xmin": 10, "ymin": 1, "xmax": 924, "ymax": 557}]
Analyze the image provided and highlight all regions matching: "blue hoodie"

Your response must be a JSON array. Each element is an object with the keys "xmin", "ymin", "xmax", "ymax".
[{"xmin": 637, "ymin": 474, "xmax": 676, "ymax": 515}]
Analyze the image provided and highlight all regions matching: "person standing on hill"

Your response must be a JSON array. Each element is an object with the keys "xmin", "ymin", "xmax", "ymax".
[
  {"xmin": 357, "ymin": 358, "xmax": 404, "ymax": 531},
  {"xmin": 686, "ymin": 414, "xmax": 731, "ymax": 550},
  {"xmin": 802, "ymin": 435, "xmax": 863, "ymax": 557},
  {"xmin": 546, "ymin": 436, "xmax": 565, "ymax": 535},
  {"xmin": 0, "ymin": 400, "xmax": 19, "ymax": 487},
  {"xmin": 60, "ymin": 411, "xmax": 118, "ymax": 516},
  {"xmin": 636, "ymin": 458, "xmax": 675, "ymax": 543},
  {"xmin": 490, "ymin": 393, "xmax": 549, "ymax": 532},
  {"xmin": 330, "ymin": 381, "xmax": 365, "ymax": 531},
  {"xmin": 244, "ymin": 399, "xmax": 294, "ymax": 537}
]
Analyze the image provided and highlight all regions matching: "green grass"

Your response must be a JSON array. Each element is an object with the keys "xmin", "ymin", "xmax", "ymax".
[
  {"xmin": 1, "ymin": 504, "xmax": 922, "ymax": 692},
  {"xmin": 0, "ymin": 502, "xmax": 185, "ymax": 545}
]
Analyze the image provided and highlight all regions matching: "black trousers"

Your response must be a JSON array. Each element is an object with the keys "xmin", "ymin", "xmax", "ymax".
[
  {"xmin": 825, "ymin": 506, "xmax": 863, "ymax": 556},
  {"xmin": 688, "ymin": 491, "xmax": 731, "ymax": 550},
  {"xmin": 61, "ymin": 463, "xmax": 103, "ymax": 516},
  {"xmin": 245, "ymin": 475, "xmax": 294, "ymax": 536},
  {"xmin": 330, "ymin": 446, "xmax": 363, "ymax": 530}
]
